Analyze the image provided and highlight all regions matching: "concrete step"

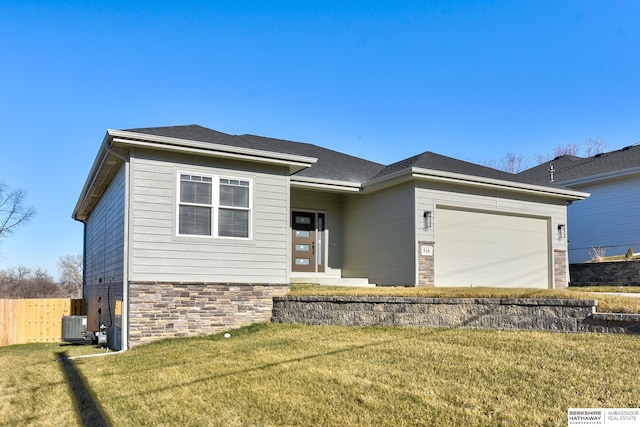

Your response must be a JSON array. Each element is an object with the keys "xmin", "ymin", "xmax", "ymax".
[{"xmin": 291, "ymin": 277, "xmax": 374, "ymax": 287}]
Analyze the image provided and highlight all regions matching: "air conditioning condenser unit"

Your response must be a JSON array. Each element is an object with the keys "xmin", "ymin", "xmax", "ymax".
[{"xmin": 62, "ymin": 315, "xmax": 90, "ymax": 344}]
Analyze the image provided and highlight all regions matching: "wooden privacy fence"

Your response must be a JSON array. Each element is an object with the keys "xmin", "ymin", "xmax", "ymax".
[{"xmin": 0, "ymin": 298, "xmax": 86, "ymax": 346}]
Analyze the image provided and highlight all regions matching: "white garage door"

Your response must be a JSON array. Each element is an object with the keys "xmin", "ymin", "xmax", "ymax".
[{"xmin": 435, "ymin": 207, "xmax": 550, "ymax": 288}]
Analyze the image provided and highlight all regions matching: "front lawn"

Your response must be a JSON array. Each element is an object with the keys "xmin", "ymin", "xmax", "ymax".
[{"xmin": 1, "ymin": 323, "xmax": 639, "ymax": 426}]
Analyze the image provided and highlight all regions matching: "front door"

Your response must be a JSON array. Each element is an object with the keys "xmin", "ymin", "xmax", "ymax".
[{"xmin": 291, "ymin": 211, "xmax": 325, "ymax": 273}]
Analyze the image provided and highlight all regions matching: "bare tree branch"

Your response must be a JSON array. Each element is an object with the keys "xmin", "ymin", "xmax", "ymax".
[
  {"xmin": 484, "ymin": 152, "xmax": 530, "ymax": 173},
  {"xmin": 0, "ymin": 265, "xmax": 69, "ymax": 298},
  {"xmin": 535, "ymin": 152, "xmax": 552, "ymax": 164},
  {"xmin": 553, "ymin": 143, "xmax": 580, "ymax": 157},
  {"xmin": 490, "ymin": 137, "xmax": 608, "ymax": 173},
  {"xmin": 0, "ymin": 181, "xmax": 36, "ymax": 244},
  {"xmin": 58, "ymin": 254, "xmax": 83, "ymax": 285},
  {"xmin": 498, "ymin": 152, "xmax": 529, "ymax": 173},
  {"xmin": 585, "ymin": 138, "xmax": 606, "ymax": 157}
]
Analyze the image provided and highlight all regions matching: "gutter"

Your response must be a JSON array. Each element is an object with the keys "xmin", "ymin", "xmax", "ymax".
[
  {"xmin": 290, "ymin": 176, "xmax": 362, "ymax": 193},
  {"xmin": 72, "ymin": 141, "xmax": 109, "ymax": 221},
  {"xmin": 363, "ymin": 167, "xmax": 590, "ymax": 201},
  {"xmin": 72, "ymin": 134, "xmax": 127, "ymax": 222},
  {"xmin": 103, "ymin": 136, "xmax": 127, "ymax": 161},
  {"xmin": 109, "ymin": 129, "xmax": 317, "ymax": 174}
]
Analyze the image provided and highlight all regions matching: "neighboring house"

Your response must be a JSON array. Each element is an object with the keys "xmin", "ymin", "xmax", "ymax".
[
  {"xmin": 518, "ymin": 144, "xmax": 640, "ymax": 263},
  {"xmin": 73, "ymin": 125, "xmax": 587, "ymax": 349}
]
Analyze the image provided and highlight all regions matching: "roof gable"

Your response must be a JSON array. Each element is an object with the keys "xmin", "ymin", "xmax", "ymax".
[{"xmin": 372, "ymin": 151, "xmax": 533, "ymax": 183}]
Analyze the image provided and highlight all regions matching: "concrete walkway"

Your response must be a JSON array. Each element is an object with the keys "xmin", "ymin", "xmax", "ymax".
[{"xmin": 600, "ymin": 292, "xmax": 640, "ymax": 298}]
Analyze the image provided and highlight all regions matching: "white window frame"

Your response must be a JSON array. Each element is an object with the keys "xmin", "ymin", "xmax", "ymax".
[
  {"xmin": 177, "ymin": 172, "xmax": 253, "ymax": 240},
  {"xmin": 218, "ymin": 177, "xmax": 252, "ymax": 239}
]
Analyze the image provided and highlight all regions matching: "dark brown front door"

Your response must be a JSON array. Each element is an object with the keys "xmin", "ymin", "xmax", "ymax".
[{"xmin": 292, "ymin": 211, "xmax": 316, "ymax": 272}]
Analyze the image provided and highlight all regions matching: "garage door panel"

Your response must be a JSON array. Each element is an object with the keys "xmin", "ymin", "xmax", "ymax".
[
  {"xmin": 435, "ymin": 208, "xmax": 550, "ymax": 288},
  {"xmin": 438, "ymin": 237, "xmax": 547, "ymax": 254}
]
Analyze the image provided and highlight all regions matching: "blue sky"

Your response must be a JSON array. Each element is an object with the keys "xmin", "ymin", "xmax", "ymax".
[{"xmin": 1, "ymin": 1, "xmax": 639, "ymax": 278}]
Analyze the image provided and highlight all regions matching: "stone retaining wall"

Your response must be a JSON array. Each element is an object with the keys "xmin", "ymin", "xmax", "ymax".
[
  {"xmin": 272, "ymin": 296, "xmax": 640, "ymax": 334},
  {"xmin": 129, "ymin": 282, "xmax": 288, "ymax": 347},
  {"xmin": 570, "ymin": 260, "xmax": 640, "ymax": 286},
  {"xmin": 586, "ymin": 313, "xmax": 640, "ymax": 334}
]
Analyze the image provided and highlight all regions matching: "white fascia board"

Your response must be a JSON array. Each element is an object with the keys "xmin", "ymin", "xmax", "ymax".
[
  {"xmin": 290, "ymin": 176, "xmax": 362, "ymax": 193},
  {"xmin": 361, "ymin": 170, "xmax": 414, "ymax": 193},
  {"xmin": 557, "ymin": 166, "xmax": 640, "ymax": 187},
  {"xmin": 72, "ymin": 133, "xmax": 114, "ymax": 221},
  {"xmin": 108, "ymin": 129, "xmax": 317, "ymax": 173},
  {"xmin": 363, "ymin": 167, "xmax": 590, "ymax": 200}
]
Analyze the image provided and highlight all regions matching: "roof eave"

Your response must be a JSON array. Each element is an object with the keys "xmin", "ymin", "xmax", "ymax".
[
  {"xmin": 363, "ymin": 167, "xmax": 590, "ymax": 200},
  {"xmin": 290, "ymin": 176, "xmax": 362, "ymax": 193},
  {"xmin": 108, "ymin": 129, "xmax": 317, "ymax": 173},
  {"xmin": 558, "ymin": 166, "xmax": 640, "ymax": 187},
  {"xmin": 73, "ymin": 129, "xmax": 319, "ymax": 222},
  {"xmin": 72, "ymin": 133, "xmax": 125, "ymax": 222}
]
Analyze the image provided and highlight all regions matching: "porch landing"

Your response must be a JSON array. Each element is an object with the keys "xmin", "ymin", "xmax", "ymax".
[{"xmin": 290, "ymin": 276, "xmax": 374, "ymax": 287}]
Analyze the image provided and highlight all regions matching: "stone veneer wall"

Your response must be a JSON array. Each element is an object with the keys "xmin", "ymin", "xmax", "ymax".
[
  {"xmin": 570, "ymin": 260, "xmax": 640, "ymax": 286},
  {"xmin": 128, "ymin": 282, "xmax": 289, "ymax": 347},
  {"xmin": 554, "ymin": 250, "xmax": 568, "ymax": 290},
  {"xmin": 417, "ymin": 241, "xmax": 435, "ymax": 287},
  {"xmin": 272, "ymin": 295, "xmax": 607, "ymax": 333}
]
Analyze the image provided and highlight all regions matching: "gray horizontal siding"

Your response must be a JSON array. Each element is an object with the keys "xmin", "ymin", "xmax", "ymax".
[
  {"xmin": 415, "ymin": 181, "xmax": 566, "ymax": 251},
  {"xmin": 84, "ymin": 165, "xmax": 126, "ymax": 333},
  {"xmin": 129, "ymin": 152, "xmax": 290, "ymax": 283},
  {"xmin": 84, "ymin": 165, "xmax": 126, "ymax": 287},
  {"xmin": 343, "ymin": 182, "xmax": 415, "ymax": 285},
  {"xmin": 415, "ymin": 181, "xmax": 569, "ymax": 288}
]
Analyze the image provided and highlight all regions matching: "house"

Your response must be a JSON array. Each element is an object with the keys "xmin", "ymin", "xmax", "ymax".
[
  {"xmin": 73, "ymin": 125, "xmax": 588, "ymax": 349},
  {"xmin": 518, "ymin": 144, "xmax": 640, "ymax": 263}
]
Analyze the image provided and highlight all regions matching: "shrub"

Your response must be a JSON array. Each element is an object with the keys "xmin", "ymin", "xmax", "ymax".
[{"xmin": 626, "ymin": 248, "xmax": 635, "ymax": 260}]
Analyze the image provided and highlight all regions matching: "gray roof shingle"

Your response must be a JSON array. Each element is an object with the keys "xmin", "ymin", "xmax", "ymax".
[
  {"xmin": 371, "ymin": 151, "xmax": 537, "ymax": 184},
  {"xmin": 517, "ymin": 144, "xmax": 640, "ymax": 185},
  {"xmin": 125, "ymin": 125, "xmax": 385, "ymax": 183},
  {"xmin": 124, "ymin": 124, "xmax": 571, "ymax": 187}
]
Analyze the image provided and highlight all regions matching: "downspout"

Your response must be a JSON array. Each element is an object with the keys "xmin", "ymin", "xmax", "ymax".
[
  {"xmin": 121, "ymin": 151, "xmax": 130, "ymax": 352},
  {"xmin": 105, "ymin": 136, "xmax": 130, "ymax": 352},
  {"xmin": 103, "ymin": 136, "xmax": 127, "ymax": 161},
  {"xmin": 82, "ymin": 224, "xmax": 88, "ymax": 302},
  {"xmin": 101, "ymin": 137, "xmax": 130, "ymax": 352},
  {"xmin": 73, "ymin": 135, "xmax": 131, "ymax": 352}
]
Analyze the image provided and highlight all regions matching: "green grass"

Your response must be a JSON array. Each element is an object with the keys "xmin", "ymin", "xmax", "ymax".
[
  {"xmin": 594, "ymin": 253, "xmax": 640, "ymax": 262},
  {"xmin": 1, "ymin": 324, "xmax": 639, "ymax": 426},
  {"xmin": 289, "ymin": 284, "xmax": 640, "ymax": 313}
]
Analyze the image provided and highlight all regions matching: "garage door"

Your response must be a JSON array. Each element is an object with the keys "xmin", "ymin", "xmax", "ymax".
[{"xmin": 435, "ymin": 207, "xmax": 550, "ymax": 288}]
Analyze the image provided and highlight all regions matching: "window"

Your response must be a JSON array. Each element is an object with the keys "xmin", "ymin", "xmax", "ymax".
[
  {"xmin": 178, "ymin": 173, "xmax": 251, "ymax": 239},
  {"xmin": 219, "ymin": 178, "xmax": 250, "ymax": 238},
  {"xmin": 179, "ymin": 175, "xmax": 212, "ymax": 236}
]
